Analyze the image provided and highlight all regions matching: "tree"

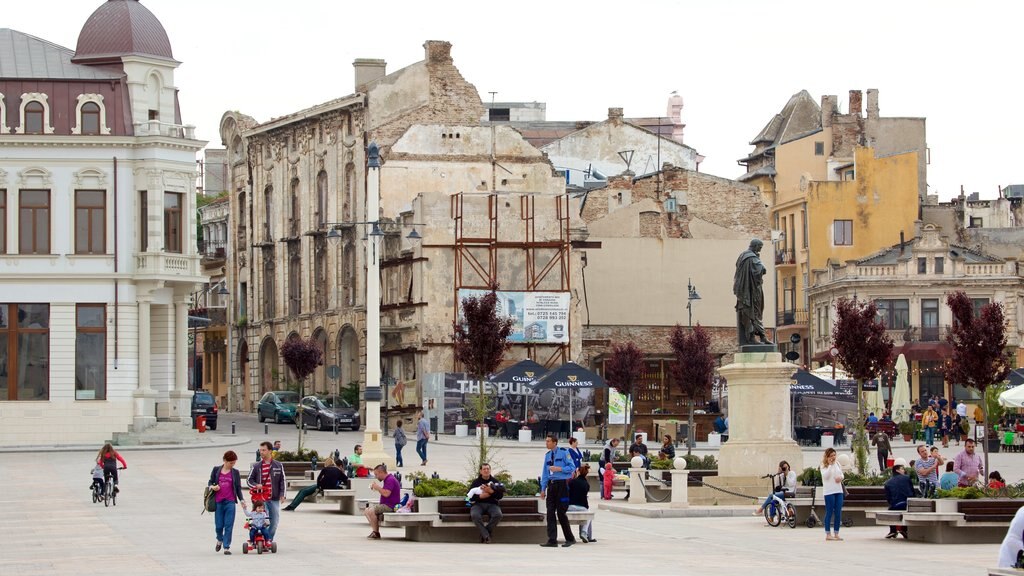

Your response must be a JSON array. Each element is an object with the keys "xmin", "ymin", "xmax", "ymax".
[
  {"xmin": 670, "ymin": 324, "xmax": 715, "ymax": 456},
  {"xmin": 453, "ymin": 287, "xmax": 514, "ymax": 472},
  {"xmin": 604, "ymin": 342, "xmax": 645, "ymax": 443},
  {"xmin": 832, "ymin": 298, "xmax": 894, "ymax": 475},
  {"xmin": 281, "ymin": 336, "xmax": 324, "ymax": 453},
  {"xmin": 945, "ymin": 291, "xmax": 1012, "ymax": 476}
]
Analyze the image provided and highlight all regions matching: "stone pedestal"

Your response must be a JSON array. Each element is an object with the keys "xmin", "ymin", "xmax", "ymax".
[
  {"xmin": 717, "ymin": 352, "xmax": 802, "ymax": 477},
  {"xmin": 627, "ymin": 467, "xmax": 647, "ymax": 504},
  {"xmin": 167, "ymin": 389, "xmax": 194, "ymax": 426},
  {"xmin": 669, "ymin": 469, "xmax": 689, "ymax": 508},
  {"xmin": 132, "ymin": 388, "xmax": 158, "ymax": 433}
]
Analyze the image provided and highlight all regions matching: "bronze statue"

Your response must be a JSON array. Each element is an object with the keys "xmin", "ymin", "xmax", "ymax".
[{"xmin": 734, "ymin": 239, "xmax": 772, "ymax": 346}]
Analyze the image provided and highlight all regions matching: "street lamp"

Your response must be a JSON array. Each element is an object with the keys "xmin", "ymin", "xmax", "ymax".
[{"xmin": 686, "ymin": 278, "xmax": 701, "ymax": 327}]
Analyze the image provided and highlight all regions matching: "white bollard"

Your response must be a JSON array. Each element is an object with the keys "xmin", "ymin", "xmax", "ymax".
[
  {"xmin": 627, "ymin": 456, "xmax": 647, "ymax": 504},
  {"xmin": 670, "ymin": 457, "xmax": 689, "ymax": 508}
]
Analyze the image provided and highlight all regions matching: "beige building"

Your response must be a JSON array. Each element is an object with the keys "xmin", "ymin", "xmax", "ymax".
[{"xmin": 807, "ymin": 224, "xmax": 1024, "ymax": 402}]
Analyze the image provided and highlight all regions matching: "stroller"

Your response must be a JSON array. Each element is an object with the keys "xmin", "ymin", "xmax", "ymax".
[{"xmin": 242, "ymin": 485, "xmax": 278, "ymax": 555}]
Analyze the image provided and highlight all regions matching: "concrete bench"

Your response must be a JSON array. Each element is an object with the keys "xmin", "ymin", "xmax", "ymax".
[
  {"xmin": 867, "ymin": 498, "xmax": 1024, "ymax": 543},
  {"xmin": 381, "ymin": 498, "xmax": 595, "ymax": 542}
]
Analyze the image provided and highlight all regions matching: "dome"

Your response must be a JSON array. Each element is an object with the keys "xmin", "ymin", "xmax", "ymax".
[{"xmin": 72, "ymin": 0, "xmax": 174, "ymax": 63}]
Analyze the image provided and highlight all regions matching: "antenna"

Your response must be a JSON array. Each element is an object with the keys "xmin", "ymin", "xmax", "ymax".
[{"xmin": 617, "ymin": 150, "xmax": 634, "ymax": 172}]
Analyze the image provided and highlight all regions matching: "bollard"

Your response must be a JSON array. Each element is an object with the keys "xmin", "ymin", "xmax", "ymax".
[
  {"xmin": 231, "ymin": 421, "xmax": 236, "ymax": 435},
  {"xmin": 264, "ymin": 424, "xmax": 269, "ymax": 435},
  {"xmin": 628, "ymin": 467, "xmax": 647, "ymax": 504}
]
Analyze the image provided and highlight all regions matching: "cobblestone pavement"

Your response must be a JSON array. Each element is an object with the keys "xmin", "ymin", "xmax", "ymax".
[{"xmin": 0, "ymin": 412, "xmax": 1007, "ymax": 575}]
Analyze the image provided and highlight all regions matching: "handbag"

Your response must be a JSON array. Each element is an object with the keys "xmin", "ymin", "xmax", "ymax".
[{"xmin": 841, "ymin": 482, "xmax": 849, "ymax": 498}]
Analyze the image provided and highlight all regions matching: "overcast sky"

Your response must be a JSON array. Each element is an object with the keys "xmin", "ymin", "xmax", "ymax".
[{"xmin": 9, "ymin": 0, "xmax": 1022, "ymax": 200}]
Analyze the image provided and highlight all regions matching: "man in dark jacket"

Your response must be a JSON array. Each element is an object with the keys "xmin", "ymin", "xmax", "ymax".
[
  {"xmin": 248, "ymin": 441, "xmax": 287, "ymax": 542},
  {"xmin": 884, "ymin": 463, "xmax": 914, "ymax": 539},
  {"xmin": 468, "ymin": 463, "xmax": 504, "ymax": 543}
]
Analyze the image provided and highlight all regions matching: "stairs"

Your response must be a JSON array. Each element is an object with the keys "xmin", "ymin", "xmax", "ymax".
[{"xmin": 112, "ymin": 421, "xmax": 209, "ymax": 446}]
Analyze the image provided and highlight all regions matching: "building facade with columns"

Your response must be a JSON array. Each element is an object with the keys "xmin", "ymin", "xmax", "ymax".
[{"xmin": 0, "ymin": 0, "xmax": 205, "ymax": 445}]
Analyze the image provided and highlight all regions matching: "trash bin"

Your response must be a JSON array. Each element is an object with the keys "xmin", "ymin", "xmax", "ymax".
[{"xmin": 196, "ymin": 415, "xmax": 207, "ymax": 433}]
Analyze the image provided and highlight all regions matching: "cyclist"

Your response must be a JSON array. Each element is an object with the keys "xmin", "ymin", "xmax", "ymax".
[
  {"xmin": 97, "ymin": 443, "xmax": 127, "ymax": 493},
  {"xmin": 754, "ymin": 460, "xmax": 796, "ymax": 516}
]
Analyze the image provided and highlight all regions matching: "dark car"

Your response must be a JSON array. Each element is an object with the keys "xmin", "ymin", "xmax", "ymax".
[
  {"xmin": 296, "ymin": 394, "xmax": 361, "ymax": 431},
  {"xmin": 257, "ymin": 391, "xmax": 300, "ymax": 424},
  {"xmin": 191, "ymin": 390, "xmax": 218, "ymax": 430}
]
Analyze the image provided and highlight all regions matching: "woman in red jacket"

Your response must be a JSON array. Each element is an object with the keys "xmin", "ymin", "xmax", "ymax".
[{"xmin": 97, "ymin": 443, "xmax": 127, "ymax": 492}]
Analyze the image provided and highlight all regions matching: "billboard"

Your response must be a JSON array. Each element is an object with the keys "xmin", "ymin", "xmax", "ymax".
[
  {"xmin": 457, "ymin": 289, "xmax": 570, "ymax": 344},
  {"xmin": 440, "ymin": 373, "xmax": 596, "ymax": 434}
]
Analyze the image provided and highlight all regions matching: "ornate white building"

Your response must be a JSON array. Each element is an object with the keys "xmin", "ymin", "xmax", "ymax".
[{"xmin": 0, "ymin": 0, "xmax": 205, "ymax": 445}]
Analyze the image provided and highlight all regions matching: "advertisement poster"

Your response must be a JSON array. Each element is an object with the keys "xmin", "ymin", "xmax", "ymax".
[
  {"xmin": 440, "ymin": 372, "xmax": 595, "ymax": 434},
  {"xmin": 607, "ymin": 389, "xmax": 628, "ymax": 425},
  {"xmin": 457, "ymin": 289, "xmax": 570, "ymax": 344}
]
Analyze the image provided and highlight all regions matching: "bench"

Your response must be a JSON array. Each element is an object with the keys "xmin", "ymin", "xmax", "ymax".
[
  {"xmin": 381, "ymin": 498, "xmax": 595, "ymax": 543},
  {"xmin": 866, "ymin": 421, "xmax": 897, "ymax": 437},
  {"xmin": 788, "ymin": 486, "xmax": 887, "ymax": 527},
  {"xmin": 868, "ymin": 498, "xmax": 1024, "ymax": 543}
]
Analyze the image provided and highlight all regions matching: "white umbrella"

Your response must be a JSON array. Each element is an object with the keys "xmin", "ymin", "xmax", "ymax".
[
  {"xmin": 891, "ymin": 354, "xmax": 912, "ymax": 423},
  {"xmin": 865, "ymin": 387, "xmax": 886, "ymax": 420},
  {"xmin": 998, "ymin": 385, "xmax": 1024, "ymax": 408}
]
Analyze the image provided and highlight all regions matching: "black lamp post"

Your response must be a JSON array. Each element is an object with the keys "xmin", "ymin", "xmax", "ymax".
[{"xmin": 687, "ymin": 278, "xmax": 701, "ymax": 327}]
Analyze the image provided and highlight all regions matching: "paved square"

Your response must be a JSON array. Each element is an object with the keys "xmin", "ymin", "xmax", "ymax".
[{"xmin": 0, "ymin": 413, "xmax": 1006, "ymax": 575}]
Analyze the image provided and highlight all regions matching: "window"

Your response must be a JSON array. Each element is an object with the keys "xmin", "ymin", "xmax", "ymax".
[
  {"xmin": 239, "ymin": 282, "xmax": 248, "ymax": 319},
  {"xmin": 75, "ymin": 190, "xmax": 105, "ymax": 254},
  {"xmin": 76, "ymin": 304, "xmax": 105, "ymax": 400},
  {"xmin": 163, "ymin": 193, "xmax": 182, "ymax": 253},
  {"xmin": 921, "ymin": 299, "xmax": 939, "ymax": 341},
  {"xmin": 919, "ymin": 361, "xmax": 944, "ymax": 400},
  {"xmin": 934, "ymin": 257, "xmax": 944, "ymax": 274},
  {"xmin": 316, "ymin": 171, "xmax": 328, "ymax": 229},
  {"xmin": 800, "ymin": 209, "xmax": 807, "ymax": 248},
  {"xmin": 917, "ymin": 257, "xmax": 927, "ymax": 274},
  {"xmin": 972, "ymin": 298, "xmax": 990, "ymax": 319},
  {"xmin": 314, "ymin": 237, "xmax": 327, "ymax": 311},
  {"xmin": 833, "ymin": 220, "xmax": 852, "ymax": 246},
  {"xmin": 288, "ymin": 241, "xmax": 301, "ymax": 316},
  {"xmin": 19, "ymin": 190, "xmax": 50, "ymax": 254},
  {"xmin": 0, "ymin": 191, "xmax": 6, "ymax": 253},
  {"xmin": 814, "ymin": 141, "xmax": 825, "ymax": 156},
  {"xmin": 139, "ymin": 191, "xmax": 148, "ymax": 251},
  {"xmin": 263, "ymin": 185, "xmax": 273, "ymax": 241},
  {"xmin": 0, "ymin": 303, "xmax": 49, "ymax": 400},
  {"xmin": 24, "ymin": 101, "xmax": 44, "ymax": 134},
  {"xmin": 844, "ymin": 169, "xmax": 855, "ymax": 180},
  {"xmin": 289, "ymin": 178, "xmax": 300, "ymax": 236},
  {"xmin": 80, "ymin": 102, "xmax": 101, "ymax": 135},
  {"xmin": 969, "ymin": 216, "xmax": 983, "ymax": 228},
  {"xmin": 148, "ymin": 109, "xmax": 159, "ymax": 120},
  {"xmin": 344, "ymin": 164, "xmax": 355, "ymax": 221},
  {"xmin": 343, "ymin": 242, "xmax": 356, "ymax": 306},
  {"xmin": 262, "ymin": 246, "xmax": 275, "ymax": 319},
  {"xmin": 875, "ymin": 299, "xmax": 910, "ymax": 330},
  {"xmin": 489, "ymin": 108, "xmax": 510, "ymax": 122}
]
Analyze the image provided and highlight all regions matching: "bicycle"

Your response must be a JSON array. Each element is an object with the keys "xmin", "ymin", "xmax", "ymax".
[
  {"xmin": 760, "ymin": 473, "xmax": 796, "ymax": 528},
  {"xmin": 103, "ymin": 467, "xmax": 125, "ymax": 507}
]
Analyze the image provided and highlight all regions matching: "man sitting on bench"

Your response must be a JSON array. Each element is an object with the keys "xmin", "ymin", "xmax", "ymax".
[
  {"xmin": 364, "ymin": 464, "xmax": 400, "ymax": 540},
  {"xmin": 468, "ymin": 463, "xmax": 505, "ymax": 544}
]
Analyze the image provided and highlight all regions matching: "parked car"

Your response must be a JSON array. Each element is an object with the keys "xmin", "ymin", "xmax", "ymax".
[
  {"xmin": 191, "ymin": 390, "xmax": 218, "ymax": 430},
  {"xmin": 296, "ymin": 394, "xmax": 361, "ymax": 431},
  {"xmin": 257, "ymin": 391, "xmax": 300, "ymax": 424}
]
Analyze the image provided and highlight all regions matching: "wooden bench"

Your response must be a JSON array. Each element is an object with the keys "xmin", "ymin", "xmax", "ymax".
[
  {"xmin": 868, "ymin": 498, "xmax": 1024, "ymax": 543},
  {"xmin": 866, "ymin": 421, "xmax": 897, "ymax": 437},
  {"xmin": 381, "ymin": 498, "xmax": 595, "ymax": 543},
  {"xmin": 788, "ymin": 486, "xmax": 887, "ymax": 527}
]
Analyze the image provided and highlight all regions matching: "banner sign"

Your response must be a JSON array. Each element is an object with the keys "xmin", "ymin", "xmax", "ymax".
[
  {"xmin": 607, "ymin": 389, "xmax": 628, "ymax": 425},
  {"xmin": 457, "ymin": 289, "xmax": 570, "ymax": 344},
  {"xmin": 440, "ymin": 372, "xmax": 595, "ymax": 434}
]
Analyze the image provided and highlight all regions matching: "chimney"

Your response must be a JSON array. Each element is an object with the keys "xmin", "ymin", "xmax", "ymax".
[
  {"xmin": 849, "ymin": 90, "xmax": 863, "ymax": 117},
  {"xmin": 899, "ymin": 231, "xmax": 905, "ymax": 255},
  {"xmin": 608, "ymin": 107, "xmax": 624, "ymax": 122},
  {"xmin": 424, "ymin": 40, "xmax": 453, "ymax": 64},
  {"xmin": 353, "ymin": 58, "xmax": 387, "ymax": 92},
  {"xmin": 821, "ymin": 95, "xmax": 837, "ymax": 127},
  {"xmin": 866, "ymin": 89, "xmax": 879, "ymax": 120}
]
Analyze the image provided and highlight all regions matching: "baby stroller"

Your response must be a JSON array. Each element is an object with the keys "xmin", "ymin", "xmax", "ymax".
[{"xmin": 242, "ymin": 485, "xmax": 278, "ymax": 555}]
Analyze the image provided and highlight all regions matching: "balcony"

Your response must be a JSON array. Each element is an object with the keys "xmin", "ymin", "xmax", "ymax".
[
  {"xmin": 777, "ymin": 309, "xmax": 808, "ymax": 326},
  {"xmin": 199, "ymin": 240, "xmax": 226, "ymax": 261},
  {"xmin": 135, "ymin": 252, "xmax": 202, "ymax": 279},
  {"xmin": 133, "ymin": 120, "xmax": 197, "ymax": 139},
  {"xmin": 775, "ymin": 250, "xmax": 796, "ymax": 266},
  {"xmin": 885, "ymin": 326, "xmax": 949, "ymax": 344}
]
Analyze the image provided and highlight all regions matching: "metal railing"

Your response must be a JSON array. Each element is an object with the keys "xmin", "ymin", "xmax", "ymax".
[
  {"xmin": 776, "ymin": 309, "xmax": 808, "ymax": 326},
  {"xmin": 775, "ymin": 250, "xmax": 796, "ymax": 265}
]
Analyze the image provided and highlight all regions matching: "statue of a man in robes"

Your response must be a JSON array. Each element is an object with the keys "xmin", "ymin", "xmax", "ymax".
[{"xmin": 734, "ymin": 239, "xmax": 773, "ymax": 346}]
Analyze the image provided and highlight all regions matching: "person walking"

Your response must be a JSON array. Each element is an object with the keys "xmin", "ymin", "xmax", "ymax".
[
  {"xmin": 247, "ymin": 441, "xmax": 286, "ymax": 543},
  {"xmin": 871, "ymin": 430, "xmax": 892, "ymax": 474},
  {"xmin": 208, "ymin": 450, "xmax": 247, "ymax": 555},
  {"xmin": 539, "ymin": 434, "xmax": 578, "ymax": 547},
  {"xmin": 820, "ymin": 447, "xmax": 845, "ymax": 541},
  {"xmin": 568, "ymin": 464, "xmax": 594, "ymax": 543},
  {"xmin": 415, "ymin": 410, "xmax": 430, "ymax": 466},
  {"xmin": 393, "ymin": 420, "xmax": 407, "ymax": 467},
  {"xmin": 284, "ymin": 457, "xmax": 349, "ymax": 511},
  {"xmin": 468, "ymin": 463, "xmax": 504, "ymax": 544},
  {"xmin": 883, "ymin": 463, "xmax": 913, "ymax": 539},
  {"xmin": 922, "ymin": 406, "xmax": 938, "ymax": 446}
]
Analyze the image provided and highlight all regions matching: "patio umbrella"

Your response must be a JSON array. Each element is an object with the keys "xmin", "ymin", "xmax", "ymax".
[
  {"xmin": 891, "ymin": 353, "xmax": 912, "ymax": 423},
  {"xmin": 999, "ymin": 384, "xmax": 1024, "ymax": 408},
  {"xmin": 865, "ymin": 386, "xmax": 885, "ymax": 420},
  {"xmin": 490, "ymin": 359, "xmax": 549, "ymax": 421},
  {"xmin": 529, "ymin": 361, "xmax": 607, "ymax": 427},
  {"xmin": 791, "ymin": 370, "xmax": 855, "ymax": 398}
]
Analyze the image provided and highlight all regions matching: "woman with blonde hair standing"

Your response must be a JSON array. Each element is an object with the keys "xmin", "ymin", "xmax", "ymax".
[{"xmin": 820, "ymin": 447, "xmax": 845, "ymax": 541}]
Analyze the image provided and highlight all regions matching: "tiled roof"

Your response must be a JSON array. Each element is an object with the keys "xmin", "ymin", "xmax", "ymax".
[
  {"xmin": 73, "ymin": 0, "xmax": 174, "ymax": 63},
  {"xmin": 0, "ymin": 28, "xmax": 122, "ymax": 80}
]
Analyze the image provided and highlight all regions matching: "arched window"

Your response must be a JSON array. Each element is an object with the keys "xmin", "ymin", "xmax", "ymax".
[
  {"xmin": 24, "ymin": 101, "xmax": 44, "ymax": 134},
  {"xmin": 289, "ymin": 178, "xmax": 300, "ymax": 236},
  {"xmin": 263, "ymin": 185, "xmax": 273, "ymax": 241},
  {"xmin": 79, "ymin": 102, "xmax": 102, "ymax": 135},
  {"xmin": 316, "ymin": 170, "xmax": 328, "ymax": 229}
]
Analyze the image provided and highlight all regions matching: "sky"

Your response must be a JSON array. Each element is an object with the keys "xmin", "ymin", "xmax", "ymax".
[{"xmin": 7, "ymin": 0, "xmax": 1022, "ymax": 201}]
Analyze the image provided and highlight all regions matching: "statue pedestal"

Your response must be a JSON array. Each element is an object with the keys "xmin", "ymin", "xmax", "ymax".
[{"xmin": 717, "ymin": 352, "xmax": 802, "ymax": 477}]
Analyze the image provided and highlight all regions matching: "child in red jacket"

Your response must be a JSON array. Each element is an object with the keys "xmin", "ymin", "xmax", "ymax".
[{"xmin": 602, "ymin": 462, "xmax": 614, "ymax": 500}]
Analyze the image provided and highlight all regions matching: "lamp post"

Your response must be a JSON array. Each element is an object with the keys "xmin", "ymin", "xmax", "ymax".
[
  {"xmin": 324, "ymin": 142, "xmax": 422, "ymax": 469},
  {"xmin": 686, "ymin": 278, "xmax": 701, "ymax": 327}
]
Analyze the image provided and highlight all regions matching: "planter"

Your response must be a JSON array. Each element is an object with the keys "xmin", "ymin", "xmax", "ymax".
[
  {"xmin": 707, "ymin": 432, "xmax": 721, "ymax": 447},
  {"xmin": 455, "ymin": 424, "xmax": 468, "ymax": 437},
  {"xmin": 902, "ymin": 434, "xmax": 911, "ymax": 442},
  {"xmin": 519, "ymin": 429, "xmax": 532, "ymax": 443},
  {"xmin": 572, "ymin": 430, "xmax": 586, "ymax": 445},
  {"xmin": 820, "ymin": 434, "xmax": 834, "ymax": 449},
  {"xmin": 476, "ymin": 425, "xmax": 489, "ymax": 438},
  {"xmin": 987, "ymin": 438, "xmax": 1001, "ymax": 454}
]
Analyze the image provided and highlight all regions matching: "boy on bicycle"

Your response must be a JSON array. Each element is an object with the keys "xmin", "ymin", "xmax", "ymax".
[{"xmin": 90, "ymin": 463, "xmax": 105, "ymax": 494}]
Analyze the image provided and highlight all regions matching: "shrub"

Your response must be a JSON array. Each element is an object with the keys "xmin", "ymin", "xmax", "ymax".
[
  {"xmin": 506, "ymin": 479, "xmax": 540, "ymax": 497},
  {"xmin": 843, "ymin": 473, "xmax": 888, "ymax": 486},
  {"xmin": 799, "ymin": 467, "xmax": 822, "ymax": 486},
  {"xmin": 275, "ymin": 448, "xmax": 320, "ymax": 462},
  {"xmin": 936, "ymin": 486, "xmax": 986, "ymax": 499},
  {"xmin": 412, "ymin": 478, "xmax": 469, "ymax": 498},
  {"xmin": 897, "ymin": 420, "xmax": 917, "ymax": 437},
  {"xmin": 685, "ymin": 455, "xmax": 718, "ymax": 470}
]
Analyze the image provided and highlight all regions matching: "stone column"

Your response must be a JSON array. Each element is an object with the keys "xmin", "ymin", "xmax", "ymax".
[
  {"xmin": 167, "ymin": 299, "xmax": 194, "ymax": 426},
  {"xmin": 132, "ymin": 297, "xmax": 157, "ymax": 432},
  {"xmin": 717, "ymin": 352, "xmax": 802, "ymax": 477}
]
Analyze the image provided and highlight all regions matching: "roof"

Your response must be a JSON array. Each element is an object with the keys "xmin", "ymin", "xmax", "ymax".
[
  {"xmin": 749, "ymin": 90, "xmax": 821, "ymax": 146},
  {"xmin": 736, "ymin": 165, "xmax": 776, "ymax": 182},
  {"xmin": 0, "ymin": 29, "xmax": 122, "ymax": 80},
  {"xmin": 73, "ymin": 0, "xmax": 174, "ymax": 63},
  {"xmin": 856, "ymin": 238, "xmax": 1004, "ymax": 265}
]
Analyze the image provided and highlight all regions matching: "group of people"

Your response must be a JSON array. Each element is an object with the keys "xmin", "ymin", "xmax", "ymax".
[
  {"xmin": 392, "ymin": 410, "xmax": 431, "ymax": 467},
  {"xmin": 911, "ymin": 394, "xmax": 969, "ymax": 447}
]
